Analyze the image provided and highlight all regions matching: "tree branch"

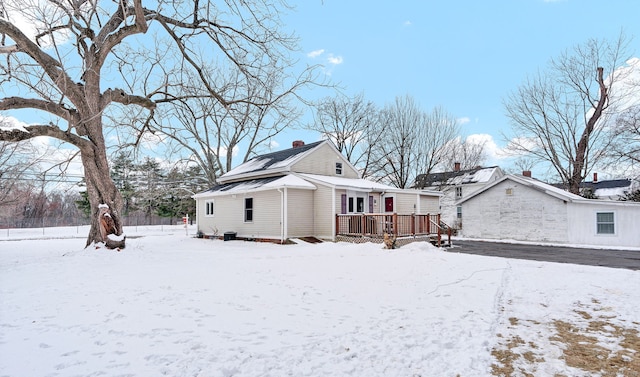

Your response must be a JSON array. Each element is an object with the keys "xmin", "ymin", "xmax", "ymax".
[
  {"xmin": 0, "ymin": 123, "xmax": 87, "ymax": 147},
  {"xmin": 101, "ymin": 88, "xmax": 156, "ymax": 110}
]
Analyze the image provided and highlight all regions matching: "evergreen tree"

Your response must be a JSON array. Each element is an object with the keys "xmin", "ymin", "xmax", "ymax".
[{"xmin": 111, "ymin": 152, "xmax": 137, "ymax": 215}]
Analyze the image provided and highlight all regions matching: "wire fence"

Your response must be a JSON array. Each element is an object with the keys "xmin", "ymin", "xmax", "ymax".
[{"xmin": 0, "ymin": 214, "xmax": 195, "ymax": 239}]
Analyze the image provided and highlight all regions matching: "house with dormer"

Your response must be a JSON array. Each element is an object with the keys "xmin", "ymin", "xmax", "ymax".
[
  {"xmin": 193, "ymin": 140, "xmax": 443, "ymax": 243},
  {"xmin": 413, "ymin": 163, "xmax": 504, "ymax": 229}
]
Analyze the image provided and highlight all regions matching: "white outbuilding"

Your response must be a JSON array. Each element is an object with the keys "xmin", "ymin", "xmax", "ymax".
[{"xmin": 457, "ymin": 174, "xmax": 640, "ymax": 248}]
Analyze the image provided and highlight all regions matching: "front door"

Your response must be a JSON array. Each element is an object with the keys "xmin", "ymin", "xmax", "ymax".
[{"xmin": 384, "ymin": 197, "xmax": 394, "ymax": 212}]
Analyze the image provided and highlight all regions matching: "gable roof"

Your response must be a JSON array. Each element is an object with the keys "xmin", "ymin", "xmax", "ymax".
[
  {"xmin": 457, "ymin": 174, "xmax": 640, "ymax": 207},
  {"xmin": 218, "ymin": 140, "xmax": 362, "ymax": 184},
  {"xmin": 580, "ymin": 179, "xmax": 632, "ymax": 190},
  {"xmin": 414, "ymin": 166, "xmax": 502, "ymax": 188},
  {"xmin": 457, "ymin": 174, "xmax": 584, "ymax": 204}
]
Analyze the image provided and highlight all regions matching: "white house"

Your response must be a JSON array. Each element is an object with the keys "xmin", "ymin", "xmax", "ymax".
[
  {"xmin": 578, "ymin": 173, "xmax": 640, "ymax": 200},
  {"xmin": 193, "ymin": 140, "xmax": 442, "ymax": 243},
  {"xmin": 413, "ymin": 163, "xmax": 504, "ymax": 228},
  {"xmin": 457, "ymin": 174, "xmax": 640, "ymax": 248}
]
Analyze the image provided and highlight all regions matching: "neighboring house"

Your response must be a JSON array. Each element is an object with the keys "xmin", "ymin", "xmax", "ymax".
[
  {"xmin": 578, "ymin": 173, "xmax": 640, "ymax": 200},
  {"xmin": 413, "ymin": 163, "xmax": 504, "ymax": 228},
  {"xmin": 457, "ymin": 174, "xmax": 640, "ymax": 248},
  {"xmin": 193, "ymin": 140, "xmax": 442, "ymax": 243}
]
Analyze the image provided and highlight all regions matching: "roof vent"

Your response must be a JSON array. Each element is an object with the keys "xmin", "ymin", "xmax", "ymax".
[{"xmin": 292, "ymin": 140, "xmax": 305, "ymax": 148}]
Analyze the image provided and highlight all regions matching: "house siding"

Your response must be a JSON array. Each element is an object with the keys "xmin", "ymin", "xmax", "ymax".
[
  {"xmin": 419, "ymin": 195, "xmax": 440, "ymax": 214},
  {"xmin": 197, "ymin": 190, "xmax": 282, "ymax": 239},
  {"xmin": 291, "ymin": 143, "xmax": 359, "ymax": 178},
  {"xmin": 461, "ymin": 180, "xmax": 569, "ymax": 242},
  {"xmin": 395, "ymin": 192, "xmax": 418, "ymax": 214},
  {"xmin": 566, "ymin": 203, "xmax": 640, "ymax": 248},
  {"xmin": 286, "ymin": 188, "xmax": 314, "ymax": 238},
  {"xmin": 313, "ymin": 185, "xmax": 334, "ymax": 239}
]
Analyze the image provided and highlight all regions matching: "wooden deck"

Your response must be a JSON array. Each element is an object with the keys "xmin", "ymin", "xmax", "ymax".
[{"xmin": 335, "ymin": 213, "xmax": 451, "ymax": 247}]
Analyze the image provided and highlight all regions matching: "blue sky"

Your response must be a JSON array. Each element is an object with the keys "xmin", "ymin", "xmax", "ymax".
[
  {"xmin": 2, "ymin": 0, "xmax": 639, "ymax": 183},
  {"xmin": 279, "ymin": 0, "xmax": 640, "ymax": 175}
]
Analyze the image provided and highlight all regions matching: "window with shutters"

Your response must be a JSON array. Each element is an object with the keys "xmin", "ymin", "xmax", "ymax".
[
  {"xmin": 205, "ymin": 200, "xmax": 215, "ymax": 217},
  {"xmin": 244, "ymin": 198, "xmax": 253, "ymax": 222}
]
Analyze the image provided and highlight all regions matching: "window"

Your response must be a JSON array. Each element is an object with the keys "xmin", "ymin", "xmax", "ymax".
[
  {"xmin": 596, "ymin": 212, "xmax": 614, "ymax": 234},
  {"xmin": 356, "ymin": 197, "xmax": 364, "ymax": 213},
  {"xmin": 335, "ymin": 162, "xmax": 343, "ymax": 175},
  {"xmin": 457, "ymin": 206, "xmax": 462, "ymax": 219},
  {"xmin": 455, "ymin": 187, "xmax": 463, "ymax": 199},
  {"xmin": 505, "ymin": 188, "xmax": 514, "ymax": 196},
  {"xmin": 205, "ymin": 200, "xmax": 215, "ymax": 217},
  {"xmin": 348, "ymin": 197, "xmax": 354, "ymax": 213},
  {"xmin": 244, "ymin": 198, "xmax": 253, "ymax": 222}
]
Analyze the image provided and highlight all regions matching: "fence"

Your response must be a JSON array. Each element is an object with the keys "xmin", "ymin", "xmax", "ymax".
[{"xmin": 0, "ymin": 214, "xmax": 193, "ymax": 238}]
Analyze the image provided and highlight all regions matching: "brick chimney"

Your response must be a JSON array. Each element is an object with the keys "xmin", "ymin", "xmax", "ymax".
[
  {"xmin": 522, "ymin": 170, "xmax": 532, "ymax": 178},
  {"xmin": 292, "ymin": 140, "xmax": 305, "ymax": 148},
  {"xmin": 454, "ymin": 162, "xmax": 461, "ymax": 172},
  {"xmin": 593, "ymin": 172, "xmax": 598, "ymax": 183}
]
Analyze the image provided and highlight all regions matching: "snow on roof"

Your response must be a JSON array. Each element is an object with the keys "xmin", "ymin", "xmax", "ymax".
[
  {"xmin": 297, "ymin": 173, "xmax": 442, "ymax": 196},
  {"xmin": 457, "ymin": 174, "xmax": 584, "ymax": 204},
  {"xmin": 194, "ymin": 175, "xmax": 316, "ymax": 198},
  {"xmin": 594, "ymin": 187, "xmax": 630, "ymax": 199},
  {"xmin": 415, "ymin": 166, "xmax": 501, "ymax": 187},
  {"xmin": 458, "ymin": 174, "xmax": 640, "ymax": 207}
]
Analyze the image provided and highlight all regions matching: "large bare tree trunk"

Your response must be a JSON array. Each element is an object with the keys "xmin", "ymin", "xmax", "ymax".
[{"xmin": 80, "ymin": 141, "xmax": 125, "ymax": 248}]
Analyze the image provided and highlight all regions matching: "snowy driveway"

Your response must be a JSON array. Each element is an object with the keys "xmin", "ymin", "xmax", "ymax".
[{"xmin": 451, "ymin": 240, "xmax": 640, "ymax": 270}]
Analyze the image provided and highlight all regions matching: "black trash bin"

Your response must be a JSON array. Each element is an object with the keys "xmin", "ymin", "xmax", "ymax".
[{"xmin": 223, "ymin": 231, "xmax": 237, "ymax": 241}]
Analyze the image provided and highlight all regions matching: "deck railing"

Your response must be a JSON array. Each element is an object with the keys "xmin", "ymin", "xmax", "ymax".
[{"xmin": 335, "ymin": 213, "xmax": 451, "ymax": 246}]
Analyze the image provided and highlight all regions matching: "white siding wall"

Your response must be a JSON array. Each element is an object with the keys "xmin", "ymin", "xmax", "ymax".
[
  {"xmin": 197, "ymin": 190, "xmax": 282, "ymax": 239},
  {"xmin": 286, "ymin": 188, "xmax": 314, "ymax": 238},
  {"xmin": 461, "ymin": 180, "xmax": 569, "ymax": 242},
  {"xmin": 291, "ymin": 143, "xmax": 359, "ymax": 178},
  {"xmin": 567, "ymin": 203, "xmax": 640, "ymax": 247},
  {"xmin": 395, "ymin": 192, "xmax": 418, "ymax": 214},
  {"xmin": 313, "ymin": 185, "xmax": 334, "ymax": 239},
  {"xmin": 419, "ymin": 195, "xmax": 440, "ymax": 214}
]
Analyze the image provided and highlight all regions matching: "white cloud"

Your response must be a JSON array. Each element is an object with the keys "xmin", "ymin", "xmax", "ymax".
[
  {"xmin": 457, "ymin": 117, "xmax": 471, "ymax": 125},
  {"xmin": 403, "ymin": 20, "xmax": 412, "ymax": 26},
  {"xmin": 327, "ymin": 54, "xmax": 343, "ymax": 65},
  {"xmin": 0, "ymin": 115, "xmax": 29, "ymax": 132},
  {"xmin": 4, "ymin": 0, "xmax": 71, "ymax": 48},
  {"xmin": 268, "ymin": 140, "xmax": 280, "ymax": 150},
  {"xmin": 465, "ymin": 133, "xmax": 511, "ymax": 160},
  {"xmin": 307, "ymin": 49, "xmax": 325, "ymax": 58}
]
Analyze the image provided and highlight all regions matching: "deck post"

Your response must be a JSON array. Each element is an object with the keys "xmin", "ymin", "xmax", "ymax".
[
  {"xmin": 335, "ymin": 214, "xmax": 339, "ymax": 237},
  {"xmin": 361, "ymin": 213, "xmax": 365, "ymax": 237},
  {"xmin": 411, "ymin": 213, "xmax": 415, "ymax": 237},
  {"xmin": 437, "ymin": 213, "xmax": 442, "ymax": 247},
  {"xmin": 393, "ymin": 213, "xmax": 397, "ymax": 235}
]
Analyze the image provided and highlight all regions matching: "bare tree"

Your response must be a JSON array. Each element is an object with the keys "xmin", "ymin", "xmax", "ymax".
[
  {"xmin": 439, "ymin": 136, "xmax": 487, "ymax": 172},
  {"xmin": 307, "ymin": 92, "xmax": 381, "ymax": 178},
  {"xmin": 0, "ymin": 0, "xmax": 310, "ymax": 247},
  {"xmin": 609, "ymin": 104, "xmax": 640, "ymax": 176},
  {"xmin": 503, "ymin": 34, "xmax": 632, "ymax": 194},
  {"xmin": 157, "ymin": 64, "xmax": 308, "ymax": 186},
  {"xmin": 371, "ymin": 96, "xmax": 460, "ymax": 188}
]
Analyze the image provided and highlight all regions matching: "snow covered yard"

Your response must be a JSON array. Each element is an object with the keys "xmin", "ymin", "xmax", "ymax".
[{"xmin": 1, "ymin": 233, "xmax": 638, "ymax": 376}]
